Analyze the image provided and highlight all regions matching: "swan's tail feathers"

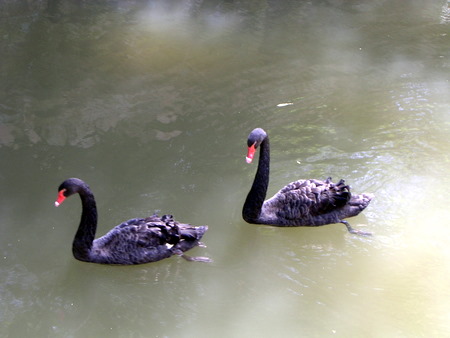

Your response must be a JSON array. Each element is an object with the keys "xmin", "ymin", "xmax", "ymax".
[
  {"xmin": 340, "ymin": 193, "xmax": 373, "ymax": 236},
  {"xmin": 345, "ymin": 193, "xmax": 374, "ymax": 217},
  {"xmin": 179, "ymin": 225, "xmax": 208, "ymax": 241},
  {"xmin": 172, "ymin": 225, "xmax": 209, "ymax": 259},
  {"xmin": 352, "ymin": 193, "xmax": 374, "ymax": 208}
]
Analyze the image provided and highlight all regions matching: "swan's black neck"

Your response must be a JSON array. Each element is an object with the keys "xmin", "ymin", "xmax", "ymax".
[
  {"xmin": 73, "ymin": 188, "xmax": 97, "ymax": 261},
  {"xmin": 243, "ymin": 135, "xmax": 270, "ymax": 223}
]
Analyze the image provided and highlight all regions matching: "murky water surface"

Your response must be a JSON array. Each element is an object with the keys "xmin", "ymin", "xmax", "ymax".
[{"xmin": 1, "ymin": 1, "xmax": 450, "ymax": 337}]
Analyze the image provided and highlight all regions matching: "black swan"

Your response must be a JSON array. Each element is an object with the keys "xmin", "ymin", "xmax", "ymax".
[
  {"xmin": 54, "ymin": 178, "xmax": 209, "ymax": 264},
  {"xmin": 242, "ymin": 128, "xmax": 373, "ymax": 235}
]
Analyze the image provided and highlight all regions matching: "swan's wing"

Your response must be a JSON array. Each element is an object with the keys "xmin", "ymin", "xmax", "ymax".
[
  {"xmin": 266, "ymin": 178, "xmax": 351, "ymax": 220},
  {"xmin": 94, "ymin": 215, "xmax": 207, "ymax": 253}
]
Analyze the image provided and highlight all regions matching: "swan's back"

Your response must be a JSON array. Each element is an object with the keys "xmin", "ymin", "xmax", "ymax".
[
  {"xmin": 90, "ymin": 214, "xmax": 208, "ymax": 264},
  {"xmin": 260, "ymin": 178, "xmax": 372, "ymax": 227}
]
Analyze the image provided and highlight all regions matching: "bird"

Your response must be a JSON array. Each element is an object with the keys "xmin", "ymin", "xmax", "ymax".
[
  {"xmin": 242, "ymin": 128, "xmax": 373, "ymax": 235},
  {"xmin": 54, "ymin": 178, "xmax": 209, "ymax": 264}
]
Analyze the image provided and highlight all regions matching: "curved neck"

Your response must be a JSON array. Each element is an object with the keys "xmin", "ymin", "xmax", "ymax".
[
  {"xmin": 243, "ymin": 136, "xmax": 270, "ymax": 222},
  {"xmin": 73, "ymin": 189, "xmax": 97, "ymax": 261}
]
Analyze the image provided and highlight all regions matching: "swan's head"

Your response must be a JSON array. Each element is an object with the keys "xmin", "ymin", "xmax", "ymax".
[
  {"xmin": 55, "ymin": 178, "xmax": 88, "ymax": 207},
  {"xmin": 246, "ymin": 128, "xmax": 267, "ymax": 163}
]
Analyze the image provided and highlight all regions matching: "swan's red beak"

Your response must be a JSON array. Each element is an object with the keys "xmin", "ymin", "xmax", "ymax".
[
  {"xmin": 246, "ymin": 143, "xmax": 256, "ymax": 164},
  {"xmin": 55, "ymin": 189, "xmax": 66, "ymax": 207}
]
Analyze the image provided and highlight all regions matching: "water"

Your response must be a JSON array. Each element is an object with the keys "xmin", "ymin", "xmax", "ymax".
[{"xmin": 1, "ymin": 0, "xmax": 450, "ymax": 336}]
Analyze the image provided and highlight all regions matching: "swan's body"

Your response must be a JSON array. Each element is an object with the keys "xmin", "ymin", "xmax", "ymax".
[
  {"xmin": 242, "ymin": 128, "xmax": 373, "ymax": 235},
  {"xmin": 55, "ymin": 178, "xmax": 209, "ymax": 264}
]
